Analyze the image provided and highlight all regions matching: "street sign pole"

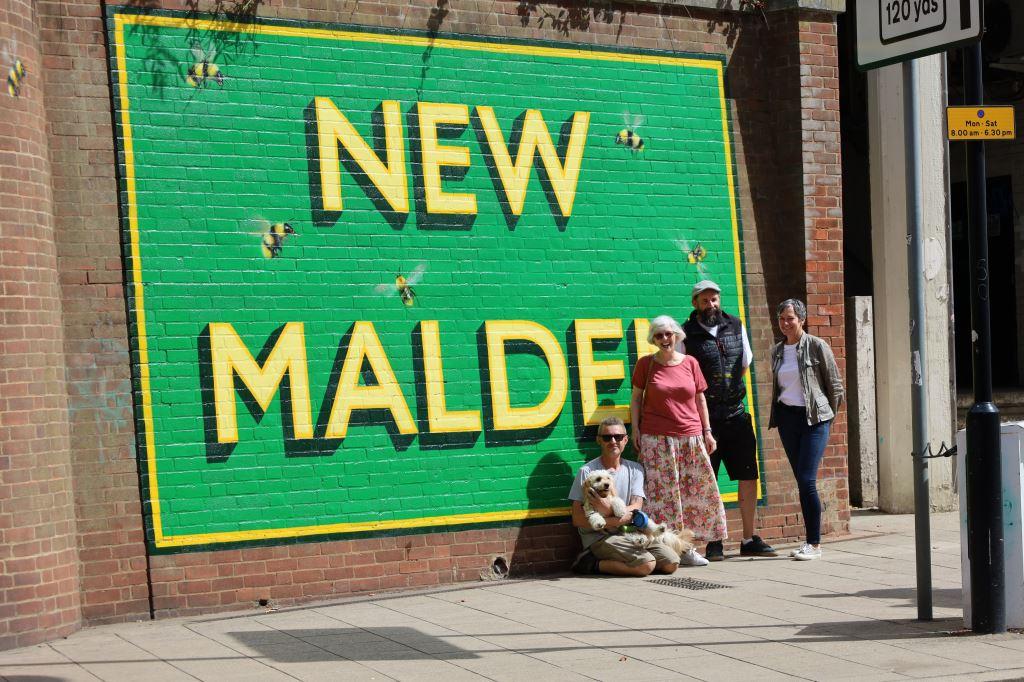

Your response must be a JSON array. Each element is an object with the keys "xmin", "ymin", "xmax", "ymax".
[
  {"xmin": 903, "ymin": 57, "xmax": 932, "ymax": 622},
  {"xmin": 857, "ymin": 0, "xmax": 987, "ymax": 628},
  {"xmin": 962, "ymin": 41, "xmax": 1006, "ymax": 635}
]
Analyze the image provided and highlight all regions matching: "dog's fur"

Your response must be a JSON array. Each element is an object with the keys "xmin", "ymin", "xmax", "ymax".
[
  {"xmin": 582, "ymin": 469, "xmax": 627, "ymax": 530},
  {"xmin": 625, "ymin": 523, "xmax": 696, "ymax": 558},
  {"xmin": 652, "ymin": 527, "xmax": 696, "ymax": 557}
]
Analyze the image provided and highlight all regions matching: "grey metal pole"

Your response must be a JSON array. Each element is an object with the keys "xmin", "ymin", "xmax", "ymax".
[
  {"xmin": 963, "ymin": 41, "xmax": 1005, "ymax": 634},
  {"xmin": 903, "ymin": 59, "xmax": 932, "ymax": 622}
]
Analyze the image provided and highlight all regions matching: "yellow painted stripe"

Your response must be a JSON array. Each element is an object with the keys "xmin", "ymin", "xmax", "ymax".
[
  {"xmin": 154, "ymin": 506, "xmax": 571, "ymax": 548},
  {"xmin": 716, "ymin": 63, "xmax": 763, "ymax": 502},
  {"xmin": 117, "ymin": 13, "xmax": 719, "ymax": 71},
  {"xmin": 114, "ymin": 15, "xmax": 165, "ymax": 543}
]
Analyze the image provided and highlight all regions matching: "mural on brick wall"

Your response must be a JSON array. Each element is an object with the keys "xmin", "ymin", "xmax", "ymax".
[{"xmin": 108, "ymin": 9, "xmax": 759, "ymax": 550}]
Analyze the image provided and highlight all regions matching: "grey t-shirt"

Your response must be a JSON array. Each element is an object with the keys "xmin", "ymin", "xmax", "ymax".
[{"xmin": 568, "ymin": 457, "xmax": 646, "ymax": 548}]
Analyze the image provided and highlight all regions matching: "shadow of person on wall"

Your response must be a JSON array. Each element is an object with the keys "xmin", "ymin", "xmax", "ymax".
[{"xmin": 508, "ymin": 451, "xmax": 576, "ymax": 577}]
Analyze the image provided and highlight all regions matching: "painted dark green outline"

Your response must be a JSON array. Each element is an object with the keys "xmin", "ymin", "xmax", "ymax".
[{"xmin": 104, "ymin": 8, "xmax": 163, "ymax": 551}]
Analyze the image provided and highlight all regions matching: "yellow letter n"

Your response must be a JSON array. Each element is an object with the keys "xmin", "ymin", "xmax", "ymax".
[
  {"xmin": 314, "ymin": 97, "xmax": 409, "ymax": 214},
  {"xmin": 209, "ymin": 322, "xmax": 314, "ymax": 443}
]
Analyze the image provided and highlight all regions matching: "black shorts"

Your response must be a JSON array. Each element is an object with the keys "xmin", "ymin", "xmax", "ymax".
[{"xmin": 709, "ymin": 411, "xmax": 759, "ymax": 481}]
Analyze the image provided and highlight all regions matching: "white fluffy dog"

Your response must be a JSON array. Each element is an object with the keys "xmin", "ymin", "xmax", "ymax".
[
  {"xmin": 624, "ymin": 512, "xmax": 696, "ymax": 557},
  {"xmin": 650, "ymin": 527, "xmax": 696, "ymax": 556},
  {"xmin": 581, "ymin": 469, "xmax": 626, "ymax": 530}
]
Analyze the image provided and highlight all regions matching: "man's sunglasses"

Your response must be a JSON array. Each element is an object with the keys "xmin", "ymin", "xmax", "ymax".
[{"xmin": 599, "ymin": 433, "xmax": 627, "ymax": 442}]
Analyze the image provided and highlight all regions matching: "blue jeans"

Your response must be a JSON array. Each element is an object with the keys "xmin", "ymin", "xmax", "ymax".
[{"xmin": 774, "ymin": 404, "xmax": 832, "ymax": 545}]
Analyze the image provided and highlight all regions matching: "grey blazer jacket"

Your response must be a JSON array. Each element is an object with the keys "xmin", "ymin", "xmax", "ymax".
[{"xmin": 769, "ymin": 333, "xmax": 844, "ymax": 427}]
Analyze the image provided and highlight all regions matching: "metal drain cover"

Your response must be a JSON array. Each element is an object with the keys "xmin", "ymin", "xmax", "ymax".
[{"xmin": 648, "ymin": 577, "xmax": 731, "ymax": 590}]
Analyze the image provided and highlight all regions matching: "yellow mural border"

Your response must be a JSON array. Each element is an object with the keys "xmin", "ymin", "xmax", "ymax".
[{"xmin": 113, "ymin": 12, "xmax": 746, "ymax": 548}]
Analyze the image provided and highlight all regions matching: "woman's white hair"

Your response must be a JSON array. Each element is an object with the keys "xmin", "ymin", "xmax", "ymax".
[{"xmin": 647, "ymin": 315, "xmax": 685, "ymax": 345}]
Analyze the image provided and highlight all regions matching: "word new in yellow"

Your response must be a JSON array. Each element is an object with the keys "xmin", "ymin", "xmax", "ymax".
[
  {"xmin": 208, "ymin": 318, "xmax": 657, "ymax": 443},
  {"xmin": 314, "ymin": 98, "xmax": 590, "ymax": 217},
  {"xmin": 947, "ymin": 106, "xmax": 1016, "ymax": 140}
]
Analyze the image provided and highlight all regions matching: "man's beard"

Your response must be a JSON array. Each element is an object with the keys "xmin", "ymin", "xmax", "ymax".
[{"xmin": 699, "ymin": 308, "xmax": 721, "ymax": 326}]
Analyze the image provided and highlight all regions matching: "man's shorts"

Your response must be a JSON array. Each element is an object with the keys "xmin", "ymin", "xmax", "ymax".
[
  {"xmin": 709, "ymin": 411, "xmax": 759, "ymax": 481},
  {"xmin": 589, "ymin": 534, "xmax": 681, "ymax": 567}
]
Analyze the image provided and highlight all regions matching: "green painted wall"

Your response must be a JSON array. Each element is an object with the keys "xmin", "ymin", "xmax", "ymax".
[{"xmin": 109, "ymin": 10, "xmax": 755, "ymax": 550}]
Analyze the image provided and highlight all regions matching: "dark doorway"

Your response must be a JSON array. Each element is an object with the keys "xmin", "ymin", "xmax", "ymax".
[{"xmin": 950, "ymin": 175, "xmax": 1019, "ymax": 388}]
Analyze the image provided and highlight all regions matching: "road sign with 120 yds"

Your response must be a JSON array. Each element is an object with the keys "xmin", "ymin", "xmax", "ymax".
[{"xmin": 856, "ymin": 0, "xmax": 983, "ymax": 70}]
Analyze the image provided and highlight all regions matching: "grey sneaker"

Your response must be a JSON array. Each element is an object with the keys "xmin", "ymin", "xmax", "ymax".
[
  {"xmin": 793, "ymin": 543, "xmax": 822, "ymax": 561},
  {"xmin": 680, "ymin": 548, "xmax": 710, "ymax": 567}
]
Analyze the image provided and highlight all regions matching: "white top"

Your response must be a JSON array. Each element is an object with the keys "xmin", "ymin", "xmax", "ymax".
[
  {"xmin": 777, "ymin": 344, "xmax": 804, "ymax": 406},
  {"xmin": 677, "ymin": 322, "xmax": 754, "ymax": 368}
]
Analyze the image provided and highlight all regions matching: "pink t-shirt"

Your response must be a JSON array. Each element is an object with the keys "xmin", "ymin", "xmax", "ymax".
[{"xmin": 631, "ymin": 354, "xmax": 708, "ymax": 437}]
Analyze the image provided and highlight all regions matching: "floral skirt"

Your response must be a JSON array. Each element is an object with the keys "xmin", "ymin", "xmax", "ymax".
[{"xmin": 638, "ymin": 434, "xmax": 727, "ymax": 543}]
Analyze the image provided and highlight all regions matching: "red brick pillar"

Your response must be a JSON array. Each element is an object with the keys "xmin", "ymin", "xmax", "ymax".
[
  {"xmin": 799, "ymin": 11, "xmax": 850, "ymax": 533},
  {"xmin": 0, "ymin": 0, "xmax": 81, "ymax": 649}
]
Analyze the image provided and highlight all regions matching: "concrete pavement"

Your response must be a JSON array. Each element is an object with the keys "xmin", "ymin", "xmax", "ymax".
[{"xmin": 3, "ymin": 510, "xmax": 1023, "ymax": 681}]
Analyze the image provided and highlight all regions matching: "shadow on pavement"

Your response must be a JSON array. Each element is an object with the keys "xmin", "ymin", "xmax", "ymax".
[
  {"xmin": 803, "ymin": 587, "xmax": 963, "ymax": 610},
  {"xmin": 229, "ymin": 626, "xmax": 478, "ymax": 661},
  {"xmin": 795, "ymin": 617, "xmax": 965, "ymax": 641}
]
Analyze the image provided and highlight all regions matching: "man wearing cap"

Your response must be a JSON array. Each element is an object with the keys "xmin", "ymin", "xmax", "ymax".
[{"xmin": 682, "ymin": 280, "xmax": 777, "ymax": 561}]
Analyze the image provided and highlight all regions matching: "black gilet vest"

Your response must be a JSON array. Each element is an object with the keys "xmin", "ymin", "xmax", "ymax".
[{"xmin": 682, "ymin": 310, "xmax": 747, "ymax": 420}]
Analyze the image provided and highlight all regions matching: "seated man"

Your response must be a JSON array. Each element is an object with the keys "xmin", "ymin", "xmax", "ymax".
[{"xmin": 568, "ymin": 416, "xmax": 679, "ymax": 576}]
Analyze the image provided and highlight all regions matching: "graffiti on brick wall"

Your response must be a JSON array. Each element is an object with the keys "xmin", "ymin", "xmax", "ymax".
[{"xmin": 108, "ymin": 9, "xmax": 757, "ymax": 549}]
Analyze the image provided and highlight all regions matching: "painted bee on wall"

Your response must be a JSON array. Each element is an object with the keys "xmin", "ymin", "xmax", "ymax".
[
  {"xmin": 615, "ymin": 112, "xmax": 645, "ymax": 152},
  {"xmin": 3, "ymin": 42, "xmax": 24, "ymax": 98},
  {"xmin": 7, "ymin": 57, "xmax": 24, "ymax": 97},
  {"xmin": 186, "ymin": 42, "xmax": 223, "ymax": 88},
  {"xmin": 375, "ymin": 264, "xmax": 426, "ymax": 307},
  {"xmin": 675, "ymin": 238, "xmax": 709, "ymax": 277},
  {"xmin": 615, "ymin": 129, "xmax": 644, "ymax": 151},
  {"xmin": 260, "ymin": 222, "xmax": 296, "ymax": 259}
]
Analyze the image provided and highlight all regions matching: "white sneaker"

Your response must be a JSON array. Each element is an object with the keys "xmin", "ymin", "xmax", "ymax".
[
  {"xmin": 680, "ymin": 548, "xmax": 710, "ymax": 567},
  {"xmin": 793, "ymin": 544, "xmax": 822, "ymax": 561}
]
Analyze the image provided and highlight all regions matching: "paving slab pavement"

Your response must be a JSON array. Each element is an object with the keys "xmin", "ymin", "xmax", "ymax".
[{"xmin": 3, "ymin": 510, "xmax": 1024, "ymax": 682}]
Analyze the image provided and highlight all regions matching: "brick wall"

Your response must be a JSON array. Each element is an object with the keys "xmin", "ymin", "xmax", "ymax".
[
  {"xmin": 37, "ymin": 0, "xmax": 151, "ymax": 626},
  {"xmin": 799, "ymin": 14, "xmax": 850, "ymax": 535},
  {"xmin": 0, "ymin": 0, "xmax": 82, "ymax": 650},
  {"xmin": 0, "ymin": 0, "xmax": 848, "ymax": 647}
]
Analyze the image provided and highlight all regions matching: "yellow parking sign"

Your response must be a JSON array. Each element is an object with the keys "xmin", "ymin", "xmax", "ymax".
[{"xmin": 947, "ymin": 106, "xmax": 1016, "ymax": 140}]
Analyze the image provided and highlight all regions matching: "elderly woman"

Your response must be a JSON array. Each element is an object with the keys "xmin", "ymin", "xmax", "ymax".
[
  {"xmin": 630, "ymin": 315, "xmax": 727, "ymax": 567},
  {"xmin": 769, "ymin": 299, "xmax": 844, "ymax": 561}
]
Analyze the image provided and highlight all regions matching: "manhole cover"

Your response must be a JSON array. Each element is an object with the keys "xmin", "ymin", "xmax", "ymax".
[{"xmin": 648, "ymin": 577, "xmax": 731, "ymax": 591}]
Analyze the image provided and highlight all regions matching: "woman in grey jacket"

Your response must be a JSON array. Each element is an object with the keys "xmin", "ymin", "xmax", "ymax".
[{"xmin": 769, "ymin": 299, "xmax": 844, "ymax": 561}]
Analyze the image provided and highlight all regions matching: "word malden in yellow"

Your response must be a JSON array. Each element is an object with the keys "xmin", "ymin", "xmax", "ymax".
[
  {"xmin": 208, "ymin": 319, "xmax": 657, "ymax": 444},
  {"xmin": 314, "ymin": 98, "xmax": 590, "ymax": 217}
]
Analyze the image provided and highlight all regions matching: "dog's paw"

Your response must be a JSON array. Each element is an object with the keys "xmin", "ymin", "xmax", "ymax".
[{"xmin": 590, "ymin": 518, "xmax": 606, "ymax": 531}]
